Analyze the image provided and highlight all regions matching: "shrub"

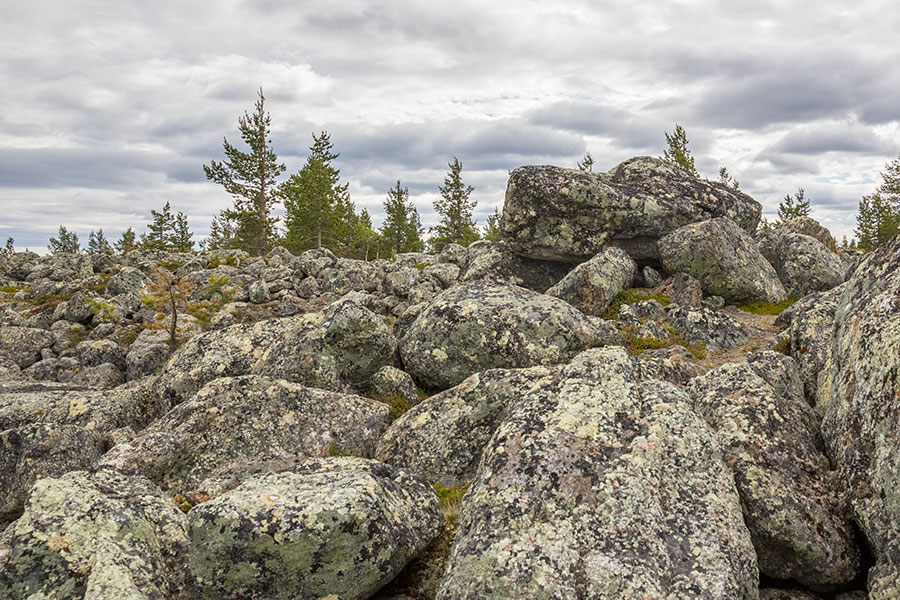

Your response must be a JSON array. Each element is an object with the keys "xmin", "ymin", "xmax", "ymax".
[{"xmin": 738, "ymin": 297, "xmax": 798, "ymax": 315}]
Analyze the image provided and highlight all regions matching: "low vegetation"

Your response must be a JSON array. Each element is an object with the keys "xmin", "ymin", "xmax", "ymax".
[
  {"xmin": 738, "ymin": 297, "xmax": 798, "ymax": 315},
  {"xmin": 602, "ymin": 288, "xmax": 671, "ymax": 320}
]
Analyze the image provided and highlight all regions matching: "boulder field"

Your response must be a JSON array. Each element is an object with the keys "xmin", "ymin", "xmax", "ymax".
[{"xmin": 0, "ymin": 157, "xmax": 886, "ymax": 599}]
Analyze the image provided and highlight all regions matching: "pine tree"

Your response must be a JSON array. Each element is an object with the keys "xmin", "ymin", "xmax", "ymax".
[
  {"xmin": 115, "ymin": 228, "xmax": 137, "ymax": 254},
  {"xmin": 777, "ymin": 188, "xmax": 811, "ymax": 223},
  {"xmin": 140, "ymin": 202, "xmax": 176, "ymax": 251},
  {"xmin": 855, "ymin": 154, "xmax": 900, "ymax": 250},
  {"xmin": 48, "ymin": 226, "xmax": 80, "ymax": 254},
  {"xmin": 380, "ymin": 180, "xmax": 424, "ymax": 256},
  {"xmin": 430, "ymin": 157, "xmax": 479, "ymax": 252},
  {"xmin": 283, "ymin": 131, "xmax": 350, "ymax": 253},
  {"xmin": 661, "ymin": 124, "xmax": 697, "ymax": 175},
  {"xmin": 203, "ymin": 88, "xmax": 285, "ymax": 256},
  {"xmin": 172, "ymin": 211, "xmax": 194, "ymax": 252},
  {"xmin": 718, "ymin": 166, "xmax": 740, "ymax": 190},
  {"xmin": 204, "ymin": 212, "xmax": 235, "ymax": 251},
  {"xmin": 483, "ymin": 207, "xmax": 502, "ymax": 241},
  {"xmin": 141, "ymin": 266, "xmax": 196, "ymax": 353},
  {"xmin": 577, "ymin": 152, "xmax": 595, "ymax": 173},
  {"xmin": 87, "ymin": 229, "xmax": 112, "ymax": 255},
  {"xmin": 2, "ymin": 237, "xmax": 15, "ymax": 259},
  {"xmin": 345, "ymin": 208, "xmax": 381, "ymax": 261}
]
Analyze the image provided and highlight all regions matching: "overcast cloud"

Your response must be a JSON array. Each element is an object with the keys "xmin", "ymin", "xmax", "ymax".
[{"xmin": 2, "ymin": 0, "xmax": 899, "ymax": 250}]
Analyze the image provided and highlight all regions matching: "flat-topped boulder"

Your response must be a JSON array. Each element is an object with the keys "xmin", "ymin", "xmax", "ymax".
[{"xmin": 501, "ymin": 156, "xmax": 762, "ymax": 262}]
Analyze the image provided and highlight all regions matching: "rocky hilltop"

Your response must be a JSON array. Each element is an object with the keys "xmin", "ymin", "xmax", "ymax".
[{"xmin": 0, "ymin": 157, "xmax": 892, "ymax": 599}]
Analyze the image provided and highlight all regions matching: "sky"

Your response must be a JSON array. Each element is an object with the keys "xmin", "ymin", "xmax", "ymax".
[{"xmin": 2, "ymin": 0, "xmax": 899, "ymax": 252}]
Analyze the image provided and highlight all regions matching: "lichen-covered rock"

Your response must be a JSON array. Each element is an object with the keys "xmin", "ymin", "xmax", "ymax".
[
  {"xmin": 785, "ymin": 283, "xmax": 847, "ymax": 405},
  {"xmin": 747, "ymin": 350, "xmax": 806, "ymax": 404},
  {"xmin": 248, "ymin": 279, "xmax": 271, "ymax": 303},
  {"xmin": 0, "ymin": 469, "xmax": 189, "ymax": 600},
  {"xmin": 759, "ymin": 591, "xmax": 824, "ymax": 600},
  {"xmin": 687, "ymin": 363, "xmax": 861, "ymax": 589},
  {"xmin": 100, "ymin": 375, "xmax": 389, "ymax": 494},
  {"xmin": 0, "ymin": 326, "xmax": 55, "ymax": 369},
  {"xmin": 458, "ymin": 240, "xmax": 571, "ymax": 293},
  {"xmin": 672, "ymin": 271, "xmax": 704, "ymax": 307},
  {"xmin": 74, "ymin": 338, "xmax": 126, "ymax": 370},
  {"xmin": 125, "ymin": 330, "xmax": 171, "ymax": 381},
  {"xmin": 819, "ymin": 237, "xmax": 900, "ymax": 595},
  {"xmin": 637, "ymin": 345, "xmax": 707, "ymax": 385},
  {"xmin": 399, "ymin": 280, "xmax": 598, "ymax": 390},
  {"xmin": 366, "ymin": 365, "xmax": 420, "ymax": 407},
  {"xmin": 664, "ymin": 304, "xmax": 754, "ymax": 352},
  {"xmin": 658, "ymin": 217, "xmax": 786, "ymax": 304},
  {"xmin": 501, "ymin": 156, "xmax": 762, "ymax": 262},
  {"xmin": 642, "ymin": 265, "xmax": 662, "ymax": 287},
  {"xmin": 161, "ymin": 296, "xmax": 397, "ymax": 403},
  {"xmin": 0, "ymin": 378, "xmax": 167, "ymax": 522},
  {"xmin": 778, "ymin": 216, "xmax": 840, "ymax": 253},
  {"xmin": 107, "ymin": 266, "xmax": 146, "ymax": 296},
  {"xmin": 377, "ymin": 367, "xmax": 554, "ymax": 486},
  {"xmin": 438, "ymin": 347, "xmax": 758, "ymax": 599},
  {"xmin": 188, "ymin": 457, "xmax": 443, "ymax": 600},
  {"xmin": 545, "ymin": 247, "xmax": 636, "ymax": 316},
  {"xmin": 769, "ymin": 233, "xmax": 847, "ymax": 297}
]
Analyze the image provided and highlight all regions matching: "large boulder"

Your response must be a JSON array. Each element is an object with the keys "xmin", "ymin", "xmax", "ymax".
[
  {"xmin": 437, "ymin": 347, "xmax": 758, "ymax": 599},
  {"xmin": 187, "ymin": 457, "xmax": 443, "ymax": 600},
  {"xmin": 820, "ymin": 237, "xmax": 900, "ymax": 595},
  {"xmin": 545, "ymin": 247, "xmax": 637, "ymax": 316},
  {"xmin": 0, "ymin": 469, "xmax": 189, "ymax": 600},
  {"xmin": 664, "ymin": 304, "xmax": 755, "ymax": 352},
  {"xmin": 769, "ymin": 233, "xmax": 847, "ymax": 297},
  {"xmin": 0, "ymin": 327, "xmax": 55, "ymax": 369},
  {"xmin": 100, "ymin": 375, "xmax": 390, "ymax": 494},
  {"xmin": 778, "ymin": 216, "xmax": 840, "ymax": 253},
  {"xmin": 380, "ymin": 347, "xmax": 708, "ymax": 487},
  {"xmin": 687, "ymin": 363, "xmax": 861, "ymax": 590},
  {"xmin": 501, "ymin": 156, "xmax": 762, "ymax": 262},
  {"xmin": 458, "ymin": 240, "xmax": 571, "ymax": 293},
  {"xmin": 0, "ymin": 378, "xmax": 167, "ymax": 523},
  {"xmin": 399, "ymin": 280, "xmax": 599, "ymax": 390},
  {"xmin": 160, "ymin": 296, "xmax": 397, "ymax": 404},
  {"xmin": 658, "ymin": 217, "xmax": 787, "ymax": 304}
]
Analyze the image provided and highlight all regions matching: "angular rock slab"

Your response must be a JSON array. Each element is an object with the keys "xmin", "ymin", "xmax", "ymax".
[
  {"xmin": 188, "ymin": 457, "xmax": 443, "ymax": 600},
  {"xmin": 399, "ymin": 279, "xmax": 598, "ymax": 390},
  {"xmin": 101, "ymin": 375, "xmax": 390, "ymax": 494},
  {"xmin": 161, "ymin": 295, "xmax": 397, "ymax": 404},
  {"xmin": 658, "ymin": 217, "xmax": 787, "ymax": 304},
  {"xmin": 0, "ymin": 469, "xmax": 189, "ymax": 600},
  {"xmin": 820, "ymin": 237, "xmax": 900, "ymax": 595},
  {"xmin": 0, "ymin": 326, "xmax": 55, "ymax": 369},
  {"xmin": 501, "ymin": 156, "xmax": 762, "ymax": 262},
  {"xmin": 545, "ymin": 247, "xmax": 637, "ymax": 316},
  {"xmin": 437, "ymin": 347, "xmax": 758, "ymax": 599},
  {"xmin": 687, "ymin": 363, "xmax": 861, "ymax": 590}
]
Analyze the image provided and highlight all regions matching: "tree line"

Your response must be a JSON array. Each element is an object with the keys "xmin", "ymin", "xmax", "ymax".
[
  {"xmin": 41, "ymin": 88, "xmax": 501, "ymax": 258},
  {"xmin": 202, "ymin": 88, "xmax": 499, "ymax": 259}
]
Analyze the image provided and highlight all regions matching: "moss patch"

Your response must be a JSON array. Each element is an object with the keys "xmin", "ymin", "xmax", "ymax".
[
  {"xmin": 603, "ymin": 288, "xmax": 671, "ymax": 320},
  {"xmin": 738, "ymin": 297, "xmax": 798, "ymax": 315}
]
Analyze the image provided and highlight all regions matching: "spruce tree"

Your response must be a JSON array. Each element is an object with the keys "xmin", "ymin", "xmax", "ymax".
[
  {"xmin": 87, "ymin": 229, "xmax": 112, "ymax": 255},
  {"xmin": 115, "ymin": 228, "xmax": 137, "ymax": 254},
  {"xmin": 718, "ymin": 166, "xmax": 740, "ymax": 190},
  {"xmin": 205, "ymin": 212, "xmax": 234, "ymax": 251},
  {"xmin": 430, "ymin": 157, "xmax": 479, "ymax": 252},
  {"xmin": 283, "ymin": 131, "xmax": 350, "ymax": 253},
  {"xmin": 662, "ymin": 124, "xmax": 697, "ymax": 175},
  {"xmin": 203, "ymin": 88, "xmax": 285, "ymax": 256},
  {"xmin": 380, "ymin": 180, "xmax": 424, "ymax": 256},
  {"xmin": 777, "ymin": 188, "xmax": 811, "ymax": 223},
  {"xmin": 855, "ymin": 154, "xmax": 900, "ymax": 250},
  {"xmin": 48, "ymin": 226, "xmax": 79, "ymax": 254},
  {"xmin": 483, "ymin": 207, "xmax": 502, "ymax": 241},
  {"xmin": 1, "ymin": 237, "xmax": 14, "ymax": 259}
]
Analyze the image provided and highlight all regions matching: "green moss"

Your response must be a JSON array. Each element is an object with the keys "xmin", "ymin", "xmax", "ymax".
[
  {"xmin": 207, "ymin": 256, "xmax": 237, "ymax": 268},
  {"xmin": 620, "ymin": 322, "xmax": 708, "ymax": 360},
  {"xmin": 432, "ymin": 482, "xmax": 468, "ymax": 516},
  {"xmin": 738, "ymin": 297, "xmax": 799, "ymax": 315},
  {"xmin": 385, "ymin": 394, "xmax": 413, "ymax": 422},
  {"xmin": 626, "ymin": 336, "xmax": 672, "ymax": 355},
  {"xmin": 0, "ymin": 285, "xmax": 21, "ymax": 294},
  {"xmin": 772, "ymin": 336, "xmax": 791, "ymax": 356},
  {"xmin": 415, "ymin": 263, "xmax": 428, "ymax": 271},
  {"xmin": 327, "ymin": 443, "xmax": 350, "ymax": 457},
  {"xmin": 603, "ymin": 288, "xmax": 671, "ymax": 320},
  {"xmin": 86, "ymin": 297, "xmax": 116, "ymax": 320},
  {"xmin": 157, "ymin": 259, "xmax": 184, "ymax": 271}
]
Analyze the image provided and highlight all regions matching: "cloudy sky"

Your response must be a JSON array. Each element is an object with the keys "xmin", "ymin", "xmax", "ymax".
[{"xmin": 2, "ymin": 0, "xmax": 899, "ymax": 251}]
